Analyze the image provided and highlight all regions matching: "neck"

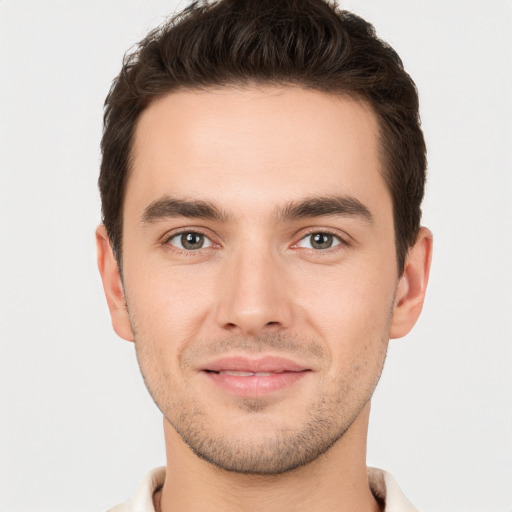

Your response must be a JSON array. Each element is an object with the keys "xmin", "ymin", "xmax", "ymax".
[{"xmin": 157, "ymin": 403, "xmax": 381, "ymax": 512}]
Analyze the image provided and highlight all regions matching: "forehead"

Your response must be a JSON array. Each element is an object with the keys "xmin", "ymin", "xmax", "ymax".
[{"xmin": 128, "ymin": 86, "xmax": 389, "ymax": 217}]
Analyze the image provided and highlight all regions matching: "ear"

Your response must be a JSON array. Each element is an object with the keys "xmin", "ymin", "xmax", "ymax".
[
  {"xmin": 96, "ymin": 225, "xmax": 134, "ymax": 342},
  {"xmin": 390, "ymin": 227, "xmax": 433, "ymax": 339}
]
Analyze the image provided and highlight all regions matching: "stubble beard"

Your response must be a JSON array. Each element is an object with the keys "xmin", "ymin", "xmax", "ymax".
[
  {"xmin": 133, "ymin": 328, "xmax": 389, "ymax": 475},
  {"xmin": 168, "ymin": 390, "xmax": 370, "ymax": 475}
]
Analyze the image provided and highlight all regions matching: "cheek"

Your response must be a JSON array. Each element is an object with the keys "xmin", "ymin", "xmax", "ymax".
[
  {"xmin": 123, "ymin": 259, "xmax": 215, "ymax": 342},
  {"xmin": 125, "ymin": 265, "xmax": 215, "ymax": 396},
  {"xmin": 301, "ymin": 272, "xmax": 392, "ymax": 398},
  {"xmin": 295, "ymin": 261, "xmax": 396, "ymax": 354}
]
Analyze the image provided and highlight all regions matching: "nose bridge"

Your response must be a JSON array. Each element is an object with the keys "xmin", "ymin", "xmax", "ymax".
[{"xmin": 216, "ymin": 236, "xmax": 291, "ymax": 335}]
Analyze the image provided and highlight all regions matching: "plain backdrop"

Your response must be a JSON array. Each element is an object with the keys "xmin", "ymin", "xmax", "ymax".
[{"xmin": 1, "ymin": 1, "xmax": 511, "ymax": 511}]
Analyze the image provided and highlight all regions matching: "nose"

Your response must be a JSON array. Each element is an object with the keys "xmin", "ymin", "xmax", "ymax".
[{"xmin": 215, "ymin": 244, "xmax": 293, "ymax": 337}]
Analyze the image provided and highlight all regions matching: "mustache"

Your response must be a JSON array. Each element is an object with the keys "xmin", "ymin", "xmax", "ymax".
[{"xmin": 180, "ymin": 333, "xmax": 327, "ymax": 368}]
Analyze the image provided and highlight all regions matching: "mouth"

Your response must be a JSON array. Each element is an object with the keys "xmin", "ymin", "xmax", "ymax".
[
  {"xmin": 207, "ymin": 370, "xmax": 284, "ymax": 377},
  {"xmin": 201, "ymin": 356, "xmax": 311, "ymax": 396}
]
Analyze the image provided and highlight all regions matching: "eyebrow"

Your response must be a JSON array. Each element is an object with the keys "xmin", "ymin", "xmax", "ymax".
[
  {"xmin": 140, "ymin": 194, "xmax": 373, "ymax": 225},
  {"xmin": 277, "ymin": 195, "xmax": 373, "ymax": 223},
  {"xmin": 141, "ymin": 196, "xmax": 229, "ymax": 224}
]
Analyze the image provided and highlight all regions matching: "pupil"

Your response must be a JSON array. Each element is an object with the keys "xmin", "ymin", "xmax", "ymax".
[
  {"xmin": 312, "ymin": 233, "xmax": 332, "ymax": 249},
  {"xmin": 182, "ymin": 233, "xmax": 204, "ymax": 249}
]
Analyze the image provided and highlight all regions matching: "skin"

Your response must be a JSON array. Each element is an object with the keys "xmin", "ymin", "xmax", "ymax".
[{"xmin": 97, "ymin": 87, "xmax": 432, "ymax": 512}]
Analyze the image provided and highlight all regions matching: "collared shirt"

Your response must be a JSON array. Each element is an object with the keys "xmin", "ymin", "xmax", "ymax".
[{"xmin": 108, "ymin": 466, "xmax": 418, "ymax": 512}]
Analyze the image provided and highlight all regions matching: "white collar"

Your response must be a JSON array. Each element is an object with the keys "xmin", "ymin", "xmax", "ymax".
[{"xmin": 110, "ymin": 466, "xmax": 418, "ymax": 512}]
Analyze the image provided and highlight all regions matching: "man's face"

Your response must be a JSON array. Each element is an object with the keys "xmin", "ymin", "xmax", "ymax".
[{"xmin": 114, "ymin": 87, "xmax": 402, "ymax": 473}]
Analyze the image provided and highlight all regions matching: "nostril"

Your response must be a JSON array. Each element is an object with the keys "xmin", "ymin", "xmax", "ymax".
[{"xmin": 222, "ymin": 320, "xmax": 281, "ymax": 334}]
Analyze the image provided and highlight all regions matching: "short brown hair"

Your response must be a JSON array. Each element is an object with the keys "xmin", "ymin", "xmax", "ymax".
[{"xmin": 99, "ymin": 0, "xmax": 426, "ymax": 273}]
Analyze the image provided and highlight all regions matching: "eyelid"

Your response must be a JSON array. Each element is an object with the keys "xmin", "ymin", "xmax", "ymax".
[
  {"xmin": 160, "ymin": 226, "xmax": 351, "ymax": 252},
  {"xmin": 162, "ymin": 227, "xmax": 218, "ymax": 251},
  {"xmin": 292, "ymin": 228, "xmax": 351, "ymax": 250}
]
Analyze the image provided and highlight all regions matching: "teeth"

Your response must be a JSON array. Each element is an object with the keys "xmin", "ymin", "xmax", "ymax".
[{"xmin": 219, "ymin": 371, "xmax": 274, "ymax": 377}]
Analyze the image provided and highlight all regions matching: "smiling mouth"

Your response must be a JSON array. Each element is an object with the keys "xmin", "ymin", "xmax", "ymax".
[
  {"xmin": 201, "ymin": 358, "xmax": 311, "ymax": 396},
  {"xmin": 201, "ymin": 355, "xmax": 310, "ymax": 374},
  {"xmin": 205, "ymin": 370, "xmax": 296, "ymax": 377}
]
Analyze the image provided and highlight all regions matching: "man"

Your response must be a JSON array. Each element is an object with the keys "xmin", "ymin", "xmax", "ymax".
[{"xmin": 96, "ymin": 0, "xmax": 432, "ymax": 510}]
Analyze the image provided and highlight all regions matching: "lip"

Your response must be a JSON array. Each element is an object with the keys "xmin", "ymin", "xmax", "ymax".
[
  {"xmin": 201, "ymin": 355, "xmax": 311, "ymax": 397},
  {"xmin": 202, "ymin": 355, "xmax": 309, "ymax": 373}
]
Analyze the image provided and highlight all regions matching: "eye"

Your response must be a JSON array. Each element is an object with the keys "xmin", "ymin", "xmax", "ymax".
[
  {"xmin": 167, "ymin": 232, "xmax": 212, "ymax": 251},
  {"xmin": 296, "ymin": 232, "xmax": 342, "ymax": 250}
]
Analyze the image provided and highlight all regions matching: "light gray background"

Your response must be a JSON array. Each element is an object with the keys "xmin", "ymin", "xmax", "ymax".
[{"xmin": 1, "ymin": 1, "xmax": 511, "ymax": 511}]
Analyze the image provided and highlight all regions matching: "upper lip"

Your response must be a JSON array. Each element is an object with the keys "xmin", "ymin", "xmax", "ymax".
[{"xmin": 202, "ymin": 355, "xmax": 310, "ymax": 373}]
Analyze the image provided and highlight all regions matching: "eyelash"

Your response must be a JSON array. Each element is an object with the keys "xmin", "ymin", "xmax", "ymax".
[
  {"xmin": 293, "ymin": 230, "xmax": 349, "ymax": 251},
  {"xmin": 162, "ymin": 228, "xmax": 349, "ymax": 254},
  {"xmin": 163, "ymin": 229, "xmax": 216, "ymax": 254}
]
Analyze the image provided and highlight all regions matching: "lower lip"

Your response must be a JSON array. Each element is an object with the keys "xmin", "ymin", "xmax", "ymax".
[{"xmin": 203, "ymin": 371, "xmax": 309, "ymax": 397}]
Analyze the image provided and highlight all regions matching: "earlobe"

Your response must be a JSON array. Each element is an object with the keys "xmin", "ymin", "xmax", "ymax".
[
  {"xmin": 95, "ymin": 225, "xmax": 134, "ymax": 342},
  {"xmin": 390, "ymin": 227, "xmax": 433, "ymax": 339}
]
